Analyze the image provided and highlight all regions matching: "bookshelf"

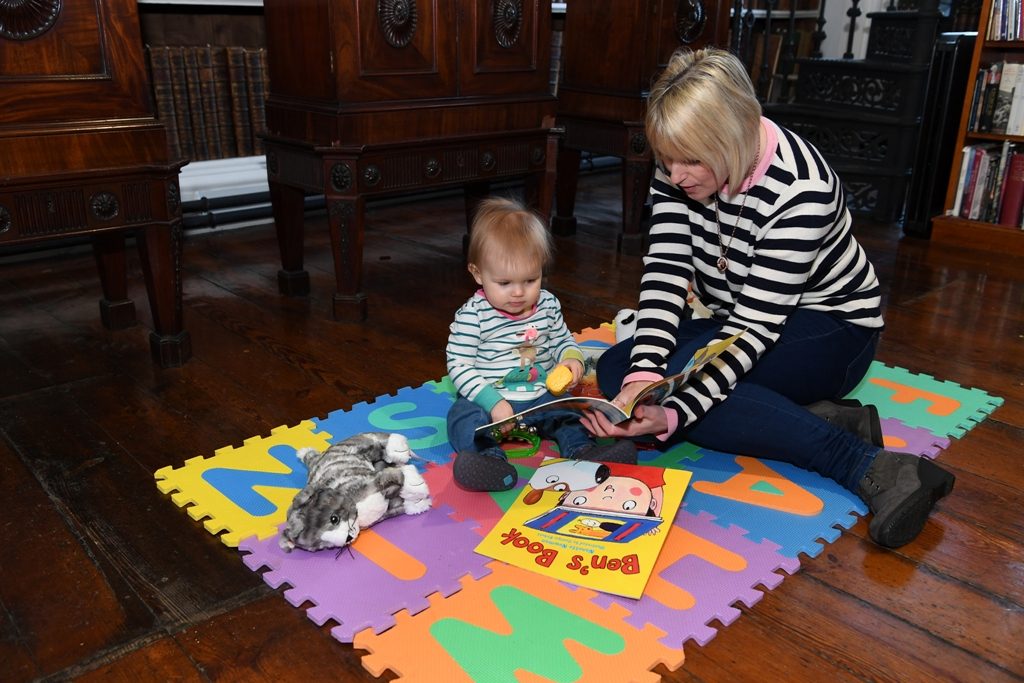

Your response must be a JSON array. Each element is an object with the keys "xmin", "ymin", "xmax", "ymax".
[{"xmin": 931, "ymin": 0, "xmax": 1024, "ymax": 256}]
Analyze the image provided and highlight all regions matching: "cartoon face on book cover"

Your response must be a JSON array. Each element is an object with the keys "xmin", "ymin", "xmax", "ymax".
[{"xmin": 474, "ymin": 458, "xmax": 691, "ymax": 599}]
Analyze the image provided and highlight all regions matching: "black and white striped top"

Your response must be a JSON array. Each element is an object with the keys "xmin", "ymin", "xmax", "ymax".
[{"xmin": 628, "ymin": 118, "xmax": 884, "ymax": 431}]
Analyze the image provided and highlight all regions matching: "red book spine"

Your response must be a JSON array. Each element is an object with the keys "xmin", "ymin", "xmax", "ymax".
[{"xmin": 998, "ymin": 152, "xmax": 1024, "ymax": 225}]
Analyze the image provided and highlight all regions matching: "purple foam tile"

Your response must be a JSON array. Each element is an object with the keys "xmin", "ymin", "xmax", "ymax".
[
  {"xmin": 588, "ymin": 508, "xmax": 800, "ymax": 648},
  {"xmin": 237, "ymin": 505, "xmax": 491, "ymax": 642},
  {"xmin": 881, "ymin": 417, "xmax": 951, "ymax": 459}
]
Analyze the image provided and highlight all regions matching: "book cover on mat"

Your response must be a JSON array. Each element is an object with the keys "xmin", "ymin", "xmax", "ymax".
[{"xmin": 474, "ymin": 458, "xmax": 692, "ymax": 599}]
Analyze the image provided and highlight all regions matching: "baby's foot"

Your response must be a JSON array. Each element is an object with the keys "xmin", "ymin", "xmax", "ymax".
[{"xmin": 453, "ymin": 450, "xmax": 517, "ymax": 492}]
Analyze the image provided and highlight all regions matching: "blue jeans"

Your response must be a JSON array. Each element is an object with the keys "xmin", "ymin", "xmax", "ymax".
[
  {"xmin": 447, "ymin": 393, "xmax": 593, "ymax": 459},
  {"xmin": 597, "ymin": 310, "xmax": 881, "ymax": 493}
]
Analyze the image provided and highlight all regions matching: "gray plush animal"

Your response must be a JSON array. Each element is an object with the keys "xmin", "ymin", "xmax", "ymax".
[{"xmin": 279, "ymin": 432, "xmax": 431, "ymax": 552}]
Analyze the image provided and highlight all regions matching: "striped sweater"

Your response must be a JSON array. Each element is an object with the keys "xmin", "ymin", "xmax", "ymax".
[
  {"xmin": 630, "ymin": 118, "xmax": 884, "ymax": 431},
  {"xmin": 447, "ymin": 289, "xmax": 584, "ymax": 412}
]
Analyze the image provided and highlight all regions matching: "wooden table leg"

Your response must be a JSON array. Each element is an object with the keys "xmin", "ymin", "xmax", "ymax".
[
  {"xmin": 93, "ymin": 231, "xmax": 137, "ymax": 330},
  {"xmin": 552, "ymin": 145, "xmax": 581, "ymax": 236},
  {"xmin": 136, "ymin": 222, "xmax": 191, "ymax": 367},
  {"xmin": 463, "ymin": 181, "xmax": 491, "ymax": 256},
  {"xmin": 326, "ymin": 196, "xmax": 367, "ymax": 321},
  {"xmin": 525, "ymin": 129, "xmax": 559, "ymax": 225},
  {"xmin": 621, "ymin": 126, "xmax": 654, "ymax": 256},
  {"xmin": 269, "ymin": 178, "xmax": 310, "ymax": 296}
]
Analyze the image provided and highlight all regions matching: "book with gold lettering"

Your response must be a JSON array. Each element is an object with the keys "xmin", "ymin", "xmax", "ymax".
[{"xmin": 474, "ymin": 458, "xmax": 691, "ymax": 598}]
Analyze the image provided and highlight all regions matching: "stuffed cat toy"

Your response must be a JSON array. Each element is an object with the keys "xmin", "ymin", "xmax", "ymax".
[{"xmin": 279, "ymin": 432, "xmax": 432, "ymax": 552}]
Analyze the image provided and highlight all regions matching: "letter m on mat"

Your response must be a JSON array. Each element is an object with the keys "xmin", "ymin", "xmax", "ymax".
[{"xmin": 430, "ymin": 585, "xmax": 624, "ymax": 682}]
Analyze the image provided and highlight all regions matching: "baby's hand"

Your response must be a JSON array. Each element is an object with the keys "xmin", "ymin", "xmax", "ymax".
[
  {"xmin": 490, "ymin": 400, "xmax": 516, "ymax": 434},
  {"xmin": 546, "ymin": 364, "xmax": 574, "ymax": 395}
]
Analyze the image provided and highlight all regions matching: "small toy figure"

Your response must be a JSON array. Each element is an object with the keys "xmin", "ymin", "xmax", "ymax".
[{"xmin": 278, "ymin": 432, "xmax": 431, "ymax": 553}]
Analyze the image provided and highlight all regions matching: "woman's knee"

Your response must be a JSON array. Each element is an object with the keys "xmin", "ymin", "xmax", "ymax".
[{"xmin": 596, "ymin": 341, "xmax": 632, "ymax": 397}]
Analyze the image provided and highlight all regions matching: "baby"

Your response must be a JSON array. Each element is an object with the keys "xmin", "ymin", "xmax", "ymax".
[{"xmin": 445, "ymin": 197, "xmax": 636, "ymax": 491}]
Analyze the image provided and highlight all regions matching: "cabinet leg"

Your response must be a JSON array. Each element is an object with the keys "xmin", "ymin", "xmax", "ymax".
[
  {"xmin": 136, "ymin": 222, "xmax": 191, "ymax": 367},
  {"xmin": 93, "ymin": 231, "xmax": 136, "ymax": 329},
  {"xmin": 269, "ymin": 179, "xmax": 310, "ymax": 296},
  {"xmin": 552, "ymin": 145, "xmax": 581, "ymax": 236},
  {"xmin": 525, "ymin": 130, "xmax": 559, "ymax": 225},
  {"xmin": 326, "ymin": 197, "xmax": 367, "ymax": 321},
  {"xmin": 463, "ymin": 181, "xmax": 490, "ymax": 257},
  {"xmin": 620, "ymin": 158, "xmax": 654, "ymax": 256}
]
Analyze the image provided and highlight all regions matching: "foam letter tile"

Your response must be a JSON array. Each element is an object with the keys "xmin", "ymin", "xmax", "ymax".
[
  {"xmin": 587, "ymin": 509, "xmax": 800, "ymax": 648},
  {"xmin": 238, "ymin": 505, "xmax": 492, "ymax": 642},
  {"xmin": 880, "ymin": 417, "xmax": 950, "ymax": 459},
  {"xmin": 311, "ymin": 381, "xmax": 455, "ymax": 464},
  {"xmin": 682, "ymin": 448, "xmax": 867, "ymax": 559},
  {"xmin": 155, "ymin": 421, "xmax": 332, "ymax": 546},
  {"xmin": 848, "ymin": 362, "xmax": 1003, "ymax": 438},
  {"xmin": 355, "ymin": 562, "xmax": 684, "ymax": 683},
  {"xmin": 425, "ymin": 446, "xmax": 560, "ymax": 534}
]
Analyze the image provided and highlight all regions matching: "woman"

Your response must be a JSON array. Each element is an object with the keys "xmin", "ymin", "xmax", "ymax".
[{"xmin": 581, "ymin": 48, "xmax": 954, "ymax": 548}]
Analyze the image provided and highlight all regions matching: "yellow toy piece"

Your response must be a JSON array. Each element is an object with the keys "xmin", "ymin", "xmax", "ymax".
[{"xmin": 546, "ymin": 364, "xmax": 573, "ymax": 395}]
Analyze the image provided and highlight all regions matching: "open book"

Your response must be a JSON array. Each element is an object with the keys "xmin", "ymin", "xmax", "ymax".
[{"xmin": 475, "ymin": 330, "xmax": 744, "ymax": 434}]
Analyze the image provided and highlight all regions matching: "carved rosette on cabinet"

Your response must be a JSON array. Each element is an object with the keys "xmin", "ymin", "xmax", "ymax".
[
  {"xmin": 0, "ymin": 0, "xmax": 62, "ymax": 41},
  {"xmin": 493, "ymin": 0, "xmax": 523, "ymax": 48},
  {"xmin": 377, "ymin": 0, "xmax": 417, "ymax": 48},
  {"xmin": 675, "ymin": 0, "xmax": 706, "ymax": 43}
]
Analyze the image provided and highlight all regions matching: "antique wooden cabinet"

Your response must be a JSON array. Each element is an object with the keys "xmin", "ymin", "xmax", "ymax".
[
  {"xmin": 554, "ymin": 0, "xmax": 730, "ymax": 254},
  {"xmin": 0, "ymin": 0, "xmax": 189, "ymax": 366},
  {"xmin": 262, "ymin": 0, "xmax": 559, "ymax": 320}
]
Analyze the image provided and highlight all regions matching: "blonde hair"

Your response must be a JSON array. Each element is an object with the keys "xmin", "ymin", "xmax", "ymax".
[
  {"xmin": 467, "ymin": 197, "xmax": 552, "ymax": 273},
  {"xmin": 646, "ymin": 47, "xmax": 762, "ymax": 195}
]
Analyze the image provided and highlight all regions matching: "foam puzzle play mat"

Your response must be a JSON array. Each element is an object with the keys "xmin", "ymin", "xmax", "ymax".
[{"xmin": 155, "ymin": 323, "xmax": 1003, "ymax": 681}]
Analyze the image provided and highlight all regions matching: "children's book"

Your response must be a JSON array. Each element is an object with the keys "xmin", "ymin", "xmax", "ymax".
[
  {"xmin": 475, "ymin": 330, "xmax": 745, "ymax": 434},
  {"xmin": 474, "ymin": 457, "xmax": 692, "ymax": 599}
]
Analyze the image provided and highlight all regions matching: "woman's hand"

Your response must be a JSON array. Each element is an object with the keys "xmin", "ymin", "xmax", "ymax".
[
  {"xmin": 609, "ymin": 381, "xmax": 651, "ymax": 411},
  {"xmin": 580, "ymin": 404, "xmax": 669, "ymax": 439}
]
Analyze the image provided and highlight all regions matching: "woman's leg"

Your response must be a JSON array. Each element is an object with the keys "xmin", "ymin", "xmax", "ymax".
[{"xmin": 597, "ymin": 311, "xmax": 880, "ymax": 491}]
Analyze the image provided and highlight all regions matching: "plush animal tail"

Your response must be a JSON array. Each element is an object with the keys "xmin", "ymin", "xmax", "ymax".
[{"xmin": 295, "ymin": 447, "xmax": 321, "ymax": 466}]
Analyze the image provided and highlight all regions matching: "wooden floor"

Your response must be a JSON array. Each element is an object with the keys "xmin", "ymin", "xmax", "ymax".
[{"xmin": 1, "ymin": 169, "xmax": 1022, "ymax": 682}]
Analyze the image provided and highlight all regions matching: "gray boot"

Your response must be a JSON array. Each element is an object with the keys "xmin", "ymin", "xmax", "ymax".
[
  {"xmin": 807, "ymin": 398, "xmax": 884, "ymax": 448},
  {"xmin": 858, "ymin": 450, "xmax": 956, "ymax": 548},
  {"xmin": 572, "ymin": 440, "xmax": 638, "ymax": 465}
]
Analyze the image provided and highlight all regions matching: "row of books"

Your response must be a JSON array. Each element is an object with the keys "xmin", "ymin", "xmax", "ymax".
[
  {"xmin": 987, "ymin": 0, "xmax": 1024, "ymax": 40},
  {"xmin": 146, "ymin": 45, "xmax": 269, "ymax": 162},
  {"xmin": 966, "ymin": 61, "xmax": 1024, "ymax": 136},
  {"xmin": 952, "ymin": 141, "xmax": 1024, "ymax": 227}
]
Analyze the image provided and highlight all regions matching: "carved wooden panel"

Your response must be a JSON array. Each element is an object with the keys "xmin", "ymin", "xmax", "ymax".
[
  {"xmin": 0, "ymin": 0, "xmax": 152, "ymax": 125},
  {"xmin": 458, "ymin": 0, "xmax": 551, "ymax": 96}
]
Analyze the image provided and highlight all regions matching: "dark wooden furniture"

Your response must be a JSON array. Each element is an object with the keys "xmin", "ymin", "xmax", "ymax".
[
  {"xmin": 0, "ymin": 0, "xmax": 190, "ymax": 367},
  {"xmin": 261, "ymin": 0, "xmax": 559, "ymax": 321},
  {"xmin": 553, "ymin": 0, "xmax": 730, "ymax": 254}
]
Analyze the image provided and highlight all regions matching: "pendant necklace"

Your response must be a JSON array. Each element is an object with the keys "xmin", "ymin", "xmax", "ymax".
[{"xmin": 713, "ymin": 147, "xmax": 760, "ymax": 274}]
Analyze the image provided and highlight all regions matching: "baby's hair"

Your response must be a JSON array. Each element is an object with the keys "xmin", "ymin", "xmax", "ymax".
[{"xmin": 467, "ymin": 197, "xmax": 553, "ymax": 273}]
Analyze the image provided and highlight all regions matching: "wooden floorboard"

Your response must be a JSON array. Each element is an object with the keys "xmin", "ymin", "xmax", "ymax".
[{"xmin": 0, "ymin": 169, "xmax": 1021, "ymax": 681}]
